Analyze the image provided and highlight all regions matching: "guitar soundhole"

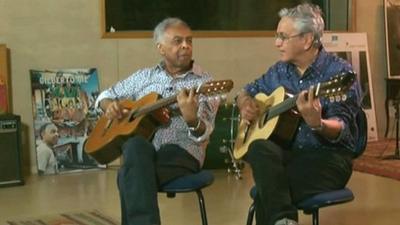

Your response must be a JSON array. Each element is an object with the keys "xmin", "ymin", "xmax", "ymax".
[{"xmin": 128, "ymin": 112, "xmax": 137, "ymax": 122}]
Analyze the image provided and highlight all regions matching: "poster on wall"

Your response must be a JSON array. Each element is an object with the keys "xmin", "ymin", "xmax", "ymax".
[
  {"xmin": 30, "ymin": 68, "xmax": 104, "ymax": 175},
  {"xmin": 0, "ymin": 44, "xmax": 10, "ymax": 114},
  {"xmin": 385, "ymin": 0, "xmax": 400, "ymax": 79},
  {"xmin": 322, "ymin": 32, "xmax": 378, "ymax": 141}
]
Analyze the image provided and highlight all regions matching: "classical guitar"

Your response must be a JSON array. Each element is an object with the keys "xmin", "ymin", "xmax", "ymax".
[
  {"xmin": 84, "ymin": 80, "xmax": 233, "ymax": 164},
  {"xmin": 233, "ymin": 71, "xmax": 356, "ymax": 159}
]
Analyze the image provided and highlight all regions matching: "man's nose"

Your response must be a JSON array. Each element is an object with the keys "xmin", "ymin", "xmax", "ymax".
[
  {"xmin": 181, "ymin": 40, "xmax": 191, "ymax": 48},
  {"xmin": 275, "ymin": 38, "xmax": 283, "ymax": 47}
]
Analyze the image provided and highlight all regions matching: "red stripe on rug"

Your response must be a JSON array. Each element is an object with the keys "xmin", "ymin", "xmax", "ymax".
[{"xmin": 353, "ymin": 139, "xmax": 400, "ymax": 180}]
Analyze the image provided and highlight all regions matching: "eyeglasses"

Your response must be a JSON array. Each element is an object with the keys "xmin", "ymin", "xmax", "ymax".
[{"xmin": 275, "ymin": 33, "xmax": 303, "ymax": 42}]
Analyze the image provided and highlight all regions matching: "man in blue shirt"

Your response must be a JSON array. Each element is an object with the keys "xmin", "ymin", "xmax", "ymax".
[{"xmin": 236, "ymin": 3, "xmax": 362, "ymax": 225}]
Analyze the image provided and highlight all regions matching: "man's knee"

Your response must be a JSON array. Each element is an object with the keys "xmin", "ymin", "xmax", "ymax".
[
  {"xmin": 246, "ymin": 139, "xmax": 282, "ymax": 162},
  {"xmin": 122, "ymin": 136, "xmax": 154, "ymax": 162}
]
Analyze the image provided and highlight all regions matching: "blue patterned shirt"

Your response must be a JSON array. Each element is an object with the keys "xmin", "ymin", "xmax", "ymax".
[
  {"xmin": 245, "ymin": 48, "xmax": 362, "ymax": 154},
  {"xmin": 95, "ymin": 62, "xmax": 219, "ymax": 166}
]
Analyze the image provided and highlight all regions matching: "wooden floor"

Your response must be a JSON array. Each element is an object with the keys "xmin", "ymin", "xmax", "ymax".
[{"xmin": 1, "ymin": 165, "xmax": 400, "ymax": 225}]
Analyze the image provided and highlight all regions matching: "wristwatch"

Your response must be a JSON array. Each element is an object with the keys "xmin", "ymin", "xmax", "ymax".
[
  {"xmin": 188, "ymin": 119, "xmax": 201, "ymax": 132},
  {"xmin": 310, "ymin": 122, "xmax": 324, "ymax": 132}
]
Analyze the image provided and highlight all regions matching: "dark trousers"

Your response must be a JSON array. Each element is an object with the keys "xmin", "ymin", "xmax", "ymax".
[
  {"xmin": 117, "ymin": 136, "xmax": 200, "ymax": 225},
  {"xmin": 245, "ymin": 139, "xmax": 353, "ymax": 225}
]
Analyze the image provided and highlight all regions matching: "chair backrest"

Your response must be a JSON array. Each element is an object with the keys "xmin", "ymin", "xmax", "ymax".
[{"xmin": 353, "ymin": 109, "xmax": 368, "ymax": 158}]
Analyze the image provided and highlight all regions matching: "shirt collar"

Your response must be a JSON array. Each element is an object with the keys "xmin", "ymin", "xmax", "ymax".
[
  {"xmin": 309, "ymin": 47, "xmax": 328, "ymax": 74},
  {"xmin": 288, "ymin": 46, "xmax": 327, "ymax": 79},
  {"xmin": 156, "ymin": 60, "xmax": 203, "ymax": 78}
]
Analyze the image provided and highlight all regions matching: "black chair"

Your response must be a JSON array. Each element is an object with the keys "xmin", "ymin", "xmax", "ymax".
[
  {"xmin": 159, "ymin": 170, "xmax": 214, "ymax": 225},
  {"xmin": 246, "ymin": 109, "xmax": 368, "ymax": 225}
]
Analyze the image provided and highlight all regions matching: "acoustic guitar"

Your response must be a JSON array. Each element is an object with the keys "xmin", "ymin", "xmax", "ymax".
[
  {"xmin": 233, "ymin": 71, "xmax": 356, "ymax": 159},
  {"xmin": 84, "ymin": 80, "xmax": 234, "ymax": 164}
]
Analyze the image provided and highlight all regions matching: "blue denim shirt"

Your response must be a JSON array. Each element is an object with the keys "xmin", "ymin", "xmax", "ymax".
[{"xmin": 245, "ymin": 48, "xmax": 362, "ymax": 154}]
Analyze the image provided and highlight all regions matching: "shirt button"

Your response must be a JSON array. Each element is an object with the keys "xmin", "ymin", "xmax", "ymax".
[{"xmin": 299, "ymin": 80, "xmax": 303, "ymax": 84}]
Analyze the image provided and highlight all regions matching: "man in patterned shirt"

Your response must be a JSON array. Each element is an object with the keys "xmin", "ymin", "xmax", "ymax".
[
  {"xmin": 95, "ymin": 18, "xmax": 219, "ymax": 225},
  {"xmin": 236, "ymin": 3, "xmax": 363, "ymax": 225}
]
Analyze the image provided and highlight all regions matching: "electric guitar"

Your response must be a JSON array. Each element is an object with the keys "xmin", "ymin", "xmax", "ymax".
[
  {"xmin": 233, "ymin": 71, "xmax": 356, "ymax": 159},
  {"xmin": 84, "ymin": 79, "xmax": 234, "ymax": 164}
]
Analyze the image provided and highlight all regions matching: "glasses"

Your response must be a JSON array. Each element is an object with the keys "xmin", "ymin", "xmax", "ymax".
[{"xmin": 275, "ymin": 33, "xmax": 303, "ymax": 42}]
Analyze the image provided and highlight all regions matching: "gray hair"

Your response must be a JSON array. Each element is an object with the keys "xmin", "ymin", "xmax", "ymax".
[
  {"xmin": 279, "ymin": 3, "xmax": 324, "ymax": 48},
  {"xmin": 153, "ymin": 17, "xmax": 190, "ymax": 44}
]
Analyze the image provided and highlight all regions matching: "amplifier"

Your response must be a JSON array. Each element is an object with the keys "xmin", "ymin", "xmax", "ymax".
[{"xmin": 0, "ymin": 114, "xmax": 24, "ymax": 187}]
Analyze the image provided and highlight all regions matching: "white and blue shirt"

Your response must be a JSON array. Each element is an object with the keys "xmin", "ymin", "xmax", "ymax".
[{"xmin": 96, "ymin": 62, "xmax": 219, "ymax": 166}]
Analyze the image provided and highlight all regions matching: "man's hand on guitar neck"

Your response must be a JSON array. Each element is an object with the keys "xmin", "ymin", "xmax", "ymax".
[
  {"xmin": 236, "ymin": 91, "xmax": 260, "ymax": 124},
  {"xmin": 296, "ymin": 88, "xmax": 322, "ymax": 129},
  {"xmin": 296, "ymin": 87, "xmax": 343, "ymax": 140},
  {"xmin": 177, "ymin": 88, "xmax": 205, "ymax": 134}
]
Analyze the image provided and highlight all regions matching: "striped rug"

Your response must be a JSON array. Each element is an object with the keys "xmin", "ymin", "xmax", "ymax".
[
  {"xmin": 6, "ymin": 210, "xmax": 120, "ymax": 225},
  {"xmin": 353, "ymin": 139, "xmax": 400, "ymax": 180}
]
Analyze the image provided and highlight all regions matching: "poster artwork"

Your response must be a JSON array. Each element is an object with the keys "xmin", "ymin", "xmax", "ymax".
[
  {"xmin": 30, "ymin": 68, "xmax": 103, "ymax": 175},
  {"xmin": 322, "ymin": 32, "xmax": 378, "ymax": 142},
  {"xmin": 0, "ymin": 44, "xmax": 9, "ymax": 114},
  {"xmin": 385, "ymin": 0, "xmax": 400, "ymax": 78}
]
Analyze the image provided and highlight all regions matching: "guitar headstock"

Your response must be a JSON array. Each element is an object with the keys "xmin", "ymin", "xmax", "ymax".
[
  {"xmin": 315, "ymin": 71, "xmax": 356, "ymax": 102},
  {"xmin": 196, "ymin": 79, "xmax": 234, "ymax": 96}
]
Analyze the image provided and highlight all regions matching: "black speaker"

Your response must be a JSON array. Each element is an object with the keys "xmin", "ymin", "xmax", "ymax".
[{"xmin": 0, "ymin": 114, "xmax": 24, "ymax": 187}]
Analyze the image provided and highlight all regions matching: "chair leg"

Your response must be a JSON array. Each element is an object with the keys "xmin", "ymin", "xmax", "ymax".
[
  {"xmin": 246, "ymin": 202, "xmax": 255, "ymax": 225},
  {"xmin": 196, "ymin": 190, "xmax": 208, "ymax": 225},
  {"xmin": 312, "ymin": 210, "xmax": 319, "ymax": 225}
]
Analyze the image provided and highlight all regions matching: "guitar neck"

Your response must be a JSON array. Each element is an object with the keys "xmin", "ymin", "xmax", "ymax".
[
  {"xmin": 267, "ymin": 95, "xmax": 298, "ymax": 120},
  {"xmin": 135, "ymin": 95, "xmax": 177, "ymax": 117},
  {"xmin": 267, "ymin": 83, "xmax": 323, "ymax": 120},
  {"xmin": 132, "ymin": 79, "xmax": 234, "ymax": 117}
]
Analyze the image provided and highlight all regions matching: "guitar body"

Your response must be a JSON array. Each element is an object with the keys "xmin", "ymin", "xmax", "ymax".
[
  {"xmin": 232, "ymin": 71, "xmax": 357, "ymax": 159},
  {"xmin": 233, "ymin": 87, "xmax": 285, "ymax": 159},
  {"xmin": 84, "ymin": 92, "xmax": 163, "ymax": 164},
  {"xmin": 269, "ymin": 109, "xmax": 300, "ymax": 148},
  {"xmin": 82, "ymin": 79, "xmax": 234, "ymax": 164}
]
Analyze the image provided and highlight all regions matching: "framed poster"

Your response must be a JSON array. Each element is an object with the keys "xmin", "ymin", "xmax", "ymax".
[
  {"xmin": 385, "ymin": 0, "xmax": 400, "ymax": 78},
  {"xmin": 322, "ymin": 32, "xmax": 378, "ymax": 141},
  {"xmin": 0, "ymin": 44, "xmax": 10, "ymax": 114},
  {"xmin": 30, "ymin": 68, "xmax": 104, "ymax": 175}
]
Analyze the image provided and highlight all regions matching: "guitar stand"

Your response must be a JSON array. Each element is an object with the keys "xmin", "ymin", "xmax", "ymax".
[{"xmin": 383, "ymin": 99, "xmax": 400, "ymax": 160}]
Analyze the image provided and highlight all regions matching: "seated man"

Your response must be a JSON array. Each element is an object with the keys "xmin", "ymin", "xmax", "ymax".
[
  {"xmin": 236, "ymin": 3, "xmax": 362, "ymax": 225},
  {"xmin": 95, "ymin": 17, "xmax": 219, "ymax": 225}
]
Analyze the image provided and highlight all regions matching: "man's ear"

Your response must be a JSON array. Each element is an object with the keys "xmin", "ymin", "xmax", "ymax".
[
  {"xmin": 157, "ymin": 43, "xmax": 165, "ymax": 55},
  {"xmin": 304, "ymin": 33, "xmax": 314, "ymax": 50}
]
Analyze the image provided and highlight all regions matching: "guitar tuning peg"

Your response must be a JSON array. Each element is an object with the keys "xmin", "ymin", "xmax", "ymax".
[
  {"xmin": 341, "ymin": 94, "xmax": 347, "ymax": 101},
  {"xmin": 329, "ymin": 96, "xmax": 335, "ymax": 103},
  {"xmin": 335, "ymin": 95, "xmax": 341, "ymax": 102}
]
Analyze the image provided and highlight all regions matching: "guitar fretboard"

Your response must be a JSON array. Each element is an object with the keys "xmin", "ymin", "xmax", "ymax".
[{"xmin": 132, "ymin": 95, "xmax": 177, "ymax": 118}]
